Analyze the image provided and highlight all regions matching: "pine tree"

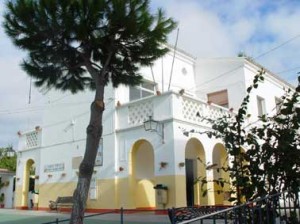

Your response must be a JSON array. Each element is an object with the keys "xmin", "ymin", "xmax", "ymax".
[{"xmin": 3, "ymin": 1, "xmax": 176, "ymax": 223}]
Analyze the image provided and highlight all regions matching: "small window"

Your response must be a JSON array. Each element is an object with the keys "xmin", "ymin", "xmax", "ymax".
[
  {"xmin": 207, "ymin": 89, "xmax": 229, "ymax": 108},
  {"xmin": 89, "ymin": 177, "xmax": 97, "ymax": 200},
  {"xmin": 72, "ymin": 156, "xmax": 83, "ymax": 169},
  {"xmin": 257, "ymin": 96, "xmax": 266, "ymax": 116},
  {"xmin": 129, "ymin": 81, "xmax": 156, "ymax": 101},
  {"xmin": 129, "ymin": 87, "xmax": 140, "ymax": 101},
  {"xmin": 95, "ymin": 138, "xmax": 103, "ymax": 166}
]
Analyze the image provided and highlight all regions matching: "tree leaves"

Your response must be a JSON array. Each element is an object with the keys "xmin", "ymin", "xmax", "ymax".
[
  {"xmin": 3, "ymin": 0, "xmax": 177, "ymax": 92},
  {"xmin": 0, "ymin": 147, "xmax": 16, "ymax": 172},
  {"xmin": 202, "ymin": 70, "xmax": 300, "ymax": 204}
]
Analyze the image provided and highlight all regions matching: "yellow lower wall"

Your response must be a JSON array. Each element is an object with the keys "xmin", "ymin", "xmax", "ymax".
[
  {"xmin": 37, "ymin": 180, "xmax": 118, "ymax": 209},
  {"xmin": 15, "ymin": 174, "xmax": 227, "ymax": 210},
  {"xmin": 38, "ymin": 182, "xmax": 77, "ymax": 208},
  {"xmin": 14, "ymin": 185, "xmax": 25, "ymax": 208},
  {"xmin": 88, "ymin": 179, "xmax": 117, "ymax": 209}
]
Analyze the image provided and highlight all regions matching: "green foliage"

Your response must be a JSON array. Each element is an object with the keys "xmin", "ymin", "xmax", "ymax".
[
  {"xmin": 0, "ymin": 147, "xmax": 16, "ymax": 172},
  {"xmin": 0, "ymin": 192, "xmax": 4, "ymax": 203},
  {"xmin": 196, "ymin": 70, "xmax": 300, "ymax": 205},
  {"xmin": 202, "ymin": 70, "xmax": 266, "ymax": 204},
  {"xmin": 3, "ymin": 0, "xmax": 177, "ymax": 93},
  {"xmin": 194, "ymin": 160, "xmax": 232, "ymax": 199},
  {"xmin": 3, "ymin": 1, "xmax": 176, "ymax": 221},
  {"xmin": 247, "ymin": 85, "xmax": 300, "ymax": 197}
]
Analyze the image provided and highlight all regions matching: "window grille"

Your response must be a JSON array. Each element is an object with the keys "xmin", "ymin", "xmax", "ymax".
[{"xmin": 25, "ymin": 131, "xmax": 39, "ymax": 149}]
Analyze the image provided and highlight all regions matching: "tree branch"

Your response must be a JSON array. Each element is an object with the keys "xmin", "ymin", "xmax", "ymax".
[{"xmin": 91, "ymin": 62, "xmax": 102, "ymax": 70}]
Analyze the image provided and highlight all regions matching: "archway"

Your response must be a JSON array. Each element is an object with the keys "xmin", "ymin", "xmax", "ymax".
[
  {"xmin": 22, "ymin": 159, "xmax": 36, "ymax": 209},
  {"xmin": 212, "ymin": 143, "xmax": 230, "ymax": 205},
  {"xmin": 130, "ymin": 140, "xmax": 155, "ymax": 208},
  {"xmin": 185, "ymin": 138, "xmax": 207, "ymax": 206}
]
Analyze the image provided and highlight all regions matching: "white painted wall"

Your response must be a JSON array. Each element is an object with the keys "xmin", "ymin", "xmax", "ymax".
[
  {"xmin": 116, "ymin": 49, "xmax": 196, "ymax": 105},
  {"xmin": 17, "ymin": 80, "xmax": 118, "ymax": 183},
  {"xmin": 194, "ymin": 58, "xmax": 294, "ymax": 123},
  {"xmin": 18, "ymin": 55, "xmax": 293, "ymax": 174},
  {"xmin": 0, "ymin": 174, "xmax": 15, "ymax": 208},
  {"xmin": 244, "ymin": 61, "xmax": 292, "ymax": 122},
  {"xmin": 195, "ymin": 58, "xmax": 247, "ymax": 110},
  {"xmin": 15, "ymin": 47, "xmax": 294, "ymax": 208}
]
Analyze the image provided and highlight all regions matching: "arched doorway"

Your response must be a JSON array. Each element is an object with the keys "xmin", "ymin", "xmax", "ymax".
[
  {"xmin": 130, "ymin": 140, "xmax": 155, "ymax": 208},
  {"xmin": 212, "ymin": 143, "xmax": 230, "ymax": 205},
  {"xmin": 22, "ymin": 159, "xmax": 36, "ymax": 209},
  {"xmin": 185, "ymin": 138, "xmax": 207, "ymax": 206}
]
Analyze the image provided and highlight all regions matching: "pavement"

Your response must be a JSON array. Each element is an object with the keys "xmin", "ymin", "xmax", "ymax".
[{"xmin": 0, "ymin": 209, "xmax": 170, "ymax": 224}]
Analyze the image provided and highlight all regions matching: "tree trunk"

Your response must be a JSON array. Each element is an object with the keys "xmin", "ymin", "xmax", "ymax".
[{"xmin": 69, "ymin": 86, "xmax": 105, "ymax": 224}]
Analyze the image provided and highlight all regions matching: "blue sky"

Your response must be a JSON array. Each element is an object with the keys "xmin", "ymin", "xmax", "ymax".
[
  {"xmin": 0, "ymin": 0, "xmax": 300, "ymax": 149},
  {"xmin": 152, "ymin": 0, "xmax": 300, "ymax": 81}
]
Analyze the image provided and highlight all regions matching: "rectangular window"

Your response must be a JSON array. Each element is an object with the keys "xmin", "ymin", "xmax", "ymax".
[
  {"xmin": 129, "ymin": 80, "xmax": 156, "ymax": 101},
  {"xmin": 129, "ymin": 86, "xmax": 140, "ymax": 101},
  {"xmin": 72, "ymin": 156, "xmax": 83, "ymax": 169},
  {"xmin": 257, "ymin": 96, "xmax": 266, "ymax": 116},
  {"xmin": 89, "ymin": 177, "xmax": 97, "ymax": 200},
  {"xmin": 207, "ymin": 89, "xmax": 229, "ymax": 108},
  {"xmin": 95, "ymin": 138, "xmax": 103, "ymax": 166}
]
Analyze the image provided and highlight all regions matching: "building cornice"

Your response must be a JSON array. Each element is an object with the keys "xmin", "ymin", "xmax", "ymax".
[{"xmin": 244, "ymin": 57, "xmax": 295, "ymax": 90}]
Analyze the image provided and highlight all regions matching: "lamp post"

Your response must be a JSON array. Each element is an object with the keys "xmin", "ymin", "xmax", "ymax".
[{"xmin": 143, "ymin": 116, "xmax": 164, "ymax": 143}]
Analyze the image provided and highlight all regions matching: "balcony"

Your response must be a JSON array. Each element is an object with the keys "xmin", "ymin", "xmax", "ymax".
[{"xmin": 116, "ymin": 91, "xmax": 231, "ymax": 131}]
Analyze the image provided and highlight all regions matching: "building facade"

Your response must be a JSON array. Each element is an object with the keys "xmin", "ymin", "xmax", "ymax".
[
  {"xmin": 0, "ymin": 169, "xmax": 15, "ymax": 208},
  {"xmin": 15, "ymin": 48, "xmax": 293, "ymax": 211}
]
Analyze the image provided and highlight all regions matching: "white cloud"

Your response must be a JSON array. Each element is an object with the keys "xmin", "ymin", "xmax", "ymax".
[
  {"xmin": 153, "ymin": 1, "xmax": 237, "ymax": 57},
  {"xmin": 153, "ymin": 0, "xmax": 300, "ymax": 82},
  {"xmin": 0, "ymin": 0, "xmax": 300, "ymax": 148},
  {"xmin": 0, "ymin": 1, "xmax": 44, "ymax": 148}
]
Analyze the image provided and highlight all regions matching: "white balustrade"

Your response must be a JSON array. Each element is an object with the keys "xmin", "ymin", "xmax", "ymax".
[{"xmin": 116, "ymin": 91, "xmax": 231, "ymax": 130}]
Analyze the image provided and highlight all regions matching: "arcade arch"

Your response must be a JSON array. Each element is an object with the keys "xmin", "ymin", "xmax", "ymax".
[
  {"xmin": 185, "ymin": 138, "xmax": 207, "ymax": 206},
  {"xmin": 130, "ymin": 140, "xmax": 155, "ymax": 208},
  {"xmin": 212, "ymin": 143, "xmax": 230, "ymax": 205},
  {"xmin": 21, "ymin": 159, "xmax": 36, "ymax": 209}
]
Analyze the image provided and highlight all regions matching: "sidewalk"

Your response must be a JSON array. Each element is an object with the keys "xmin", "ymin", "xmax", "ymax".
[{"xmin": 0, "ymin": 209, "xmax": 170, "ymax": 224}]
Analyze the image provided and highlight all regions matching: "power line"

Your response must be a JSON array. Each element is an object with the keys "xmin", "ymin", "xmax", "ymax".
[
  {"xmin": 254, "ymin": 34, "xmax": 300, "ymax": 60},
  {"xmin": 188, "ymin": 33, "xmax": 300, "ymax": 91},
  {"xmin": 42, "ymin": 110, "xmax": 90, "ymax": 129},
  {"xmin": 0, "ymin": 101, "xmax": 91, "ymax": 115},
  {"xmin": 51, "ymin": 93, "xmax": 73, "ymax": 103},
  {"xmin": 22, "ymin": 97, "xmax": 114, "ymax": 130},
  {"xmin": 0, "ymin": 90, "xmax": 93, "ymax": 115},
  {"xmin": 276, "ymin": 66, "xmax": 300, "ymax": 74}
]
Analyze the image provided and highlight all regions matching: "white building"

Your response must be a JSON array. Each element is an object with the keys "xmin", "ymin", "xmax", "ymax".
[
  {"xmin": 15, "ymin": 48, "xmax": 293, "ymax": 211},
  {"xmin": 0, "ymin": 169, "xmax": 15, "ymax": 208}
]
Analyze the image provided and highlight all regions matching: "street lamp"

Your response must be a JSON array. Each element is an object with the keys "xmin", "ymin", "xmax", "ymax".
[
  {"xmin": 143, "ymin": 116, "xmax": 164, "ymax": 143},
  {"xmin": 143, "ymin": 116, "xmax": 158, "ymax": 131}
]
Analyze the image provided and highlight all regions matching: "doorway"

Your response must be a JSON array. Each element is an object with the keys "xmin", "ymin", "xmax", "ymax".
[
  {"xmin": 22, "ymin": 159, "xmax": 35, "ymax": 209},
  {"xmin": 185, "ymin": 159, "xmax": 195, "ymax": 206},
  {"xmin": 185, "ymin": 138, "xmax": 207, "ymax": 206},
  {"xmin": 130, "ymin": 140, "xmax": 155, "ymax": 208}
]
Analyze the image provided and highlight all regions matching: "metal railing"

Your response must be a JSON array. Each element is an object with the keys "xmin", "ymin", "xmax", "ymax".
[
  {"xmin": 41, "ymin": 208, "xmax": 167, "ymax": 224},
  {"xmin": 41, "ymin": 209, "xmax": 120, "ymax": 224},
  {"xmin": 169, "ymin": 192, "xmax": 300, "ymax": 224},
  {"xmin": 41, "ymin": 192, "xmax": 300, "ymax": 224}
]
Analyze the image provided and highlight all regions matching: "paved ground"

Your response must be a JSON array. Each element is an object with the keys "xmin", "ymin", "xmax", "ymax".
[{"xmin": 0, "ymin": 209, "xmax": 170, "ymax": 224}]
